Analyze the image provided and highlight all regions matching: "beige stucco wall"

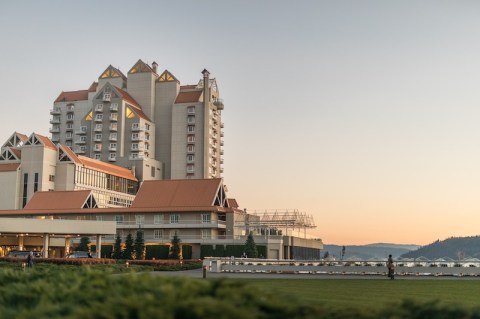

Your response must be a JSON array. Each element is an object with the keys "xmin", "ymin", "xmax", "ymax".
[{"xmin": 0, "ymin": 169, "xmax": 21, "ymax": 209}]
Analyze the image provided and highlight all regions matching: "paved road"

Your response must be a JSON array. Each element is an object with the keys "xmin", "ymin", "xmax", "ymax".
[{"xmin": 149, "ymin": 268, "xmax": 480, "ymax": 280}]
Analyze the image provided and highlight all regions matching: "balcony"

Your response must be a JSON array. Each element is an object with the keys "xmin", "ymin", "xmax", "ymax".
[
  {"xmin": 94, "ymin": 117, "xmax": 103, "ymax": 122},
  {"xmin": 49, "ymin": 127, "xmax": 60, "ymax": 133},
  {"xmin": 108, "ymin": 155, "xmax": 116, "ymax": 162},
  {"xmin": 65, "ymin": 135, "xmax": 73, "ymax": 140},
  {"xmin": 109, "ymin": 124, "xmax": 117, "ymax": 131},
  {"xmin": 220, "ymin": 141, "xmax": 224, "ymax": 146},
  {"xmin": 131, "ymin": 135, "xmax": 143, "ymax": 142},
  {"xmin": 131, "ymin": 123, "xmax": 145, "ymax": 131},
  {"xmin": 220, "ymin": 131, "xmax": 224, "ymax": 137},
  {"xmin": 129, "ymin": 154, "xmax": 145, "ymax": 160},
  {"xmin": 103, "ymin": 93, "xmax": 111, "ymax": 102},
  {"xmin": 93, "ymin": 136, "xmax": 102, "ymax": 142},
  {"xmin": 50, "ymin": 108, "xmax": 61, "ymax": 115},
  {"xmin": 75, "ymin": 127, "xmax": 87, "ymax": 135},
  {"xmin": 220, "ymin": 122, "xmax": 224, "ymax": 128},
  {"xmin": 220, "ymin": 150, "xmax": 224, "ymax": 155},
  {"xmin": 131, "ymin": 145, "xmax": 144, "ymax": 151},
  {"xmin": 109, "ymin": 146, "xmax": 117, "ymax": 152},
  {"xmin": 115, "ymin": 219, "xmax": 227, "ymax": 230},
  {"xmin": 95, "ymin": 104, "xmax": 104, "ymax": 112},
  {"xmin": 51, "ymin": 135, "xmax": 60, "ymax": 142},
  {"xmin": 94, "ymin": 145, "xmax": 102, "ymax": 152},
  {"xmin": 75, "ymin": 148, "xmax": 86, "ymax": 154},
  {"xmin": 109, "ymin": 135, "xmax": 117, "ymax": 141},
  {"xmin": 109, "ymin": 114, "xmax": 118, "ymax": 122},
  {"xmin": 94, "ymin": 126, "xmax": 103, "ymax": 132},
  {"xmin": 110, "ymin": 104, "xmax": 118, "ymax": 112},
  {"xmin": 213, "ymin": 98, "xmax": 224, "ymax": 110},
  {"xmin": 50, "ymin": 118, "xmax": 60, "ymax": 124},
  {"xmin": 66, "ymin": 126, "xmax": 73, "ymax": 131},
  {"xmin": 75, "ymin": 139, "xmax": 86, "ymax": 144},
  {"xmin": 66, "ymin": 106, "xmax": 75, "ymax": 113}
]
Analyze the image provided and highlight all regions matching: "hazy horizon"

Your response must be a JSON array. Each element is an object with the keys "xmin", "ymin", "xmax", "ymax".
[{"xmin": 2, "ymin": 1, "xmax": 480, "ymax": 245}]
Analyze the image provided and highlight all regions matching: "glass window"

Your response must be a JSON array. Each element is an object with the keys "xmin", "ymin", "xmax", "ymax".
[
  {"xmin": 202, "ymin": 213, "xmax": 211, "ymax": 224},
  {"xmin": 154, "ymin": 214, "xmax": 163, "ymax": 224},
  {"xmin": 154, "ymin": 229, "xmax": 163, "ymax": 239},
  {"xmin": 135, "ymin": 215, "xmax": 145, "ymax": 225},
  {"xmin": 170, "ymin": 214, "xmax": 179, "ymax": 224},
  {"xmin": 115, "ymin": 215, "xmax": 124, "ymax": 224}
]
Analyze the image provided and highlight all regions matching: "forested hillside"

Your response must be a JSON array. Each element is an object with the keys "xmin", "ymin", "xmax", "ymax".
[{"xmin": 401, "ymin": 236, "xmax": 480, "ymax": 260}]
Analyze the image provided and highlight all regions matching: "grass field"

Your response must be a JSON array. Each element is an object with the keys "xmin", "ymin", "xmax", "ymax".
[{"xmin": 243, "ymin": 279, "xmax": 480, "ymax": 311}]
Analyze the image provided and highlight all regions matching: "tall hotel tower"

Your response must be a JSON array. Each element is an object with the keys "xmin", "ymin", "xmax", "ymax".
[{"xmin": 50, "ymin": 60, "xmax": 225, "ymax": 181}]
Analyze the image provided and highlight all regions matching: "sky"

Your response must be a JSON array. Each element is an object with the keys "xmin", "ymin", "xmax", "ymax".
[{"xmin": 1, "ymin": 1, "xmax": 480, "ymax": 245}]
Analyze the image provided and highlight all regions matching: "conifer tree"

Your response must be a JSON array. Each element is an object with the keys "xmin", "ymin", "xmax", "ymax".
[
  {"xmin": 113, "ymin": 233, "xmax": 122, "ymax": 259},
  {"xmin": 134, "ymin": 230, "xmax": 145, "ymax": 260},
  {"xmin": 169, "ymin": 232, "xmax": 181, "ymax": 259},
  {"xmin": 123, "ymin": 233, "xmax": 134, "ymax": 260},
  {"xmin": 78, "ymin": 236, "xmax": 90, "ymax": 251},
  {"xmin": 244, "ymin": 232, "xmax": 258, "ymax": 258}
]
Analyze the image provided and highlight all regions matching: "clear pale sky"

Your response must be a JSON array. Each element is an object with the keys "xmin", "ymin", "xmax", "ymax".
[{"xmin": 1, "ymin": 1, "xmax": 480, "ymax": 245}]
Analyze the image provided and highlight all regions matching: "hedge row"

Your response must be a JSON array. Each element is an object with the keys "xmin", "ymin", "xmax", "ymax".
[
  {"xmin": 0, "ymin": 257, "xmax": 115, "ymax": 265},
  {"xmin": 127, "ymin": 259, "xmax": 201, "ymax": 266},
  {"xmin": 201, "ymin": 245, "xmax": 267, "ymax": 258},
  {"xmin": 144, "ymin": 244, "xmax": 193, "ymax": 260}
]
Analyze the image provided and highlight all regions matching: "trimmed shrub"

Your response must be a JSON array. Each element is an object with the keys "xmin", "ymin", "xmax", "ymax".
[
  {"xmin": 225, "ymin": 245, "xmax": 244, "ymax": 257},
  {"xmin": 182, "ymin": 245, "xmax": 192, "ymax": 259},
  {"xmin": 214, "ymin": 244, "xmax": 226, "ymax": 257},
  {"xmin": 90, "ymin": 245, "xmax": 113, "ymax": 258},
  {"xmin": 201, "ymin": 245, "xmax": 215, "ymax": 258},
  {"xmin": 145, "ymin": 245, "xmax": 169, "ymax": 260}
]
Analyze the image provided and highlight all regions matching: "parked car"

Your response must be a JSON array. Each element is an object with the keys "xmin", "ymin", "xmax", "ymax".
[
  {"xmin": 7, "ymin": 251, "xmax": 41, "ymax": 258},
  {"xmin": 66, "ymin": 251, "xmax": 92, "ymax": 258}
]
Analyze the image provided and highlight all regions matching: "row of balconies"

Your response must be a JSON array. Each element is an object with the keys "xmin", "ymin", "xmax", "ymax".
[
  {"xmin": 95, "ymin": 103, "xmax": 118, "ymax": 112},
  {"xmin": 95, "ymin": 114, "xmax": 118, "ymax": 122}
]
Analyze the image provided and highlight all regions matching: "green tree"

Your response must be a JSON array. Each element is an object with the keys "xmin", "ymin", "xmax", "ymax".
[
  {"xmin": 169, "ymin": 232, "xmax": 181, "ymax": 259},
  {"xmin": 123, "ymin": 233, "xmax": 134, "ymax": 260},
  {"xmin": 244, "ymin": 232, "xmax": 258, "ymax": 258},
  {"xmin": 113, "ymin": 233, "xmax": 122, "ymax": 259},
  {"xmin": 134, "ymin": 230, "xmax": 145, "ymax": 260},
  {"xmin": 78, "ymin": 236, "xmax": 90, "ymax": 251}
]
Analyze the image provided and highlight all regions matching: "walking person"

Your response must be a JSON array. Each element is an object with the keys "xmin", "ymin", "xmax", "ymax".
[
  {"xmin": 386, "ymin": 254, "xmax": 394, "ymax": 279},
  {"xmin": 26, "ymin": 251, "xmax": 34, "ymax": 268}
]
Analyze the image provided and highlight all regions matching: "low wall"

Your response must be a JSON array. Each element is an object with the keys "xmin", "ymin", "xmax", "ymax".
[{"xmin": 203, "ymin": 258, "xmax": 480, "ymax": 276}]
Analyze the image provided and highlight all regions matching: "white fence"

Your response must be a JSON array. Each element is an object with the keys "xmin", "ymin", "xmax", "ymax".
[{"xmin": 203, "ymin": 258, "xmax": 480, "ymax": 276}]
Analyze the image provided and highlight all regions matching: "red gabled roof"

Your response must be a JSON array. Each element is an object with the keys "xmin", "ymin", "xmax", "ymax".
[
  {"xmin": 16, "ymin": 133, "xmax": 28, "ymax": 142},
  {"xmin": 175, "ymin": 90, "xmax": 202, "ymax": 104},
  {"xmin": 180, "ymin": 85, "xmax": 198, "ymax": 90},
  {"xmin": 114, "ymin": 86, "xmax": 151, "ymax": 121},
  {"xmin": 77, "ymin": 155, "xmax": 137, "ymax": 181},
  {"xmin": 34, "ymin": 134, "xmax": 57, "ymax": 150},
  {"xmin": 59, "ymin": 144, "xmax": 82, "ymax": 165},
  {"xmin": 0, "ymin": 163, "xmax": 20, "ymax": 172},
  {"xmin": 54, "ymin": 90, "xmax": 89, "ymax": 103},
  {"xmin": 10, "ymin": 148, "xmax": 21, "ymax": 159},
  {"xmin": 227, "ymin": 198, "xmax": 239, "ymax": 209},
  {"xmin": 24, "ymin": 190, "xmax": 92, "ymax": 210},
  {"xmin": 88, "ymin": 82, "xmax": 98, "ymax": 92},
  {"xmin": 132, "ymin": 179, "xmax": 222, "ymax": 208}
]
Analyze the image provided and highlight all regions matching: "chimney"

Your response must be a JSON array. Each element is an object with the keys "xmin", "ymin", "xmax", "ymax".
[{"xmin": 152, "ymin": 61, "xmax": 158, "ymax": 74}]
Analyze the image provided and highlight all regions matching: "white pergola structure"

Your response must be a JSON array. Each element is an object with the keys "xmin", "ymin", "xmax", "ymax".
[{"xmin": 0, "ymin": 218, "xmax": 116, "ymax": 258}]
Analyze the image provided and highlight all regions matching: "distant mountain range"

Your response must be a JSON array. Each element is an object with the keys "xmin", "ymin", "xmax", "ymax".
[
  {"xmin": 323, "ymin": 243, "xmax": 420, "ymax": 260},
  {"xmin": 400, "ymin": 236, "xmax": 480, "ymax": 260}
]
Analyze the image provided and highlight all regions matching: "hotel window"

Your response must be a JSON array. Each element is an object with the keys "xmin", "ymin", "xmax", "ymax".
[
  {"xmin": 80, "ymin": 146, "xmax": 86, "ymax": 152},
  {"xmin": 109, "ymin": 133, "xmax": 117, "ymax": 140},
  {"xmin": 132, "ymin": 133, "xmax": 139, "ymax": 140},
  {"xmin": 187, "ymin": 155, "xmax": 194, "ymax": 163},
  {"xmin": 34, "ymin": 173, "xmax": 39, "ymax": 193},
  {"xmin": 66, "ymin": 141, "xmax": 72, "ymax": 147},
  {"xmin": 94, "ymin": 134, "xmax": 101, "ymax": 141},
  {"xmin": 151, "ymin": 166, "xmax": 155, "ymax": 177},
  {"xmin": 80, "ymin": 135, "xmax": 87, "ymax": 142},
  {"xmin": 94, "ymin": 144, "xmax": 102, "ymax": 151},
  {"xmin": 135, "ymin": 215, "xmax": 145, "ymax": 225},
  {"xmin": 170, "ymin": 214, "xmax": 179, "ymax": 224},
  {"xmin": 187, "ymin": 135, "xmax": 195, "ymax": 143},
  {"xmin": 94, "ymin": 154, "xmax": 101, "ymax": 160},
  {"xmin": 115, "ymin": 215, "xmax": 124, "ymax": 224},
  {"xmin": 187, "ymin": 145, "xmax": 195, "ymax": 152},
  {"xmin": 154, "ymin": 229, "xmax": 163, "ymax": 239},
  {"xmin": 187, "ymin": 164, "xmax": 194, "ymax": 173},
  {"xmin": 108, "ymin": 153, "xmax": 116, "ymax": 160},
  {"xmin": 132, "ymin": 123, "xmax": 139, "ymax": 130},
  {"xmin": 66, "ymin": 132, "xmax": 73, "ymax": 138},
  {"xmin": 95, "ymin": 104, "xmax": 103, "ymax": 111},
  {"xmin": 66, "ymin": 123, "xmax": 73, "ymax": 129},
  {"xmin": 187, "ymin": 125, "xmax": 195, "ymax": 133},
  {"xmin": 202, "ymin": 213, "xmax": 211, "ymax": 224},
  {"xmin": 96, "ymin": 216, "xmax": 103, "ymax": 221},
  {"xmin": 201, "ymin": 229, "xmax": 211, "ymax": 239},
  {"xmin": 145, "ymin": 123, "xmax": 150, "ymax": 130},
  {"xmin": 49, "ymin": 175, "xmax": 55, "ymax": 182},
  {"xmin": 187, "ymin": 116, "xmax": 195, "ymax": 124},
  {"xmin": 187, "ymin": 106, "xmax": 195, "ymax": 114},
  {"xmin": 154, "ymin": 214, "xmax": 164, "ymax": 224},
  {"xmin": 95, "ymin": 124, "xmax": 103, "ymax": 131},
  {"xmin": 95, "ymin": 114, "xmax": 103, "ymax": 121},
  {"xmin": 22, "ymin": 173, "xmax": 28, "ymax": 208},
  {"xmin": 132, "ymin": 143, "xmax": 139, "ymax": 150},
  {"xmin": 109, "ymin": 143, "xmax": 117, "ymax": 150}
]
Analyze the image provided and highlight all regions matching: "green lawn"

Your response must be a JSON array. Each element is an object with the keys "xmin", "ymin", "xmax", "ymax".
[{"xmin": 242, "ymin": 279, "xmax": 480, "ymax": 311}]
